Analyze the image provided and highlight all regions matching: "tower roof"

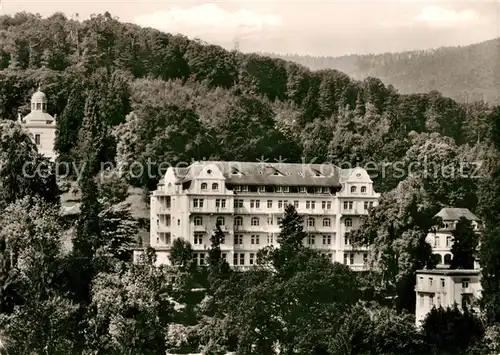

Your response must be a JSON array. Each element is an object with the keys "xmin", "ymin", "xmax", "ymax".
[{"xmin": 31, "ymin": 87, "xmax": 47, "ymax": 103}]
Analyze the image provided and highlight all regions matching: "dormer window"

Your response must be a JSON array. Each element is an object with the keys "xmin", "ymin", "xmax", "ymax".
[
  {"xmin": 276, "ymin": 186, "xmax": 283, "ymax": 193},
  {"xmin": 242, "ymin": 185, "xmax": 248, "ymax": 192},
  {"xmin": 351, "ymin": 186, "xmax": 357, "ymax": 193},
  {"xmin": 345, "ymin": 218, "xmax": 353, "ymax": 227},
  {"xmin": 212, "ymin": 183, "xmax": 219, "ymax": 191},
  {"xmin": 315, "ymin": 187, "xmax": 322, "ymax": 194},
  {"xmin": 258, "ymin": 186, "xmax": 265, "ymax": 192},
  {"xmin": 36, "ymin": 103, "xmax": 41, "ymax": 110},
  {"xmin": 234, "ymin": 185, "xmax": 241, "ymax": 192},
  {"xmin": 201, "ymin": 183, "xmax": 207, "ymax": 190},
  {"xmin": 299, "ymin": 187, "xmax": 306, "ymax": 193},
  {"xmin": 283, "ymin": 186, "xmax": 289, "ymax": 193}
]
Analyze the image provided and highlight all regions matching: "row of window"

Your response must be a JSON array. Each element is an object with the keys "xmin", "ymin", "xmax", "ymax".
[
  {"xmin": 195, "ymin": 234, "xmax": 335, "ymax": 246},
  {"xmin": 433, "ymin": 236, "xmax": 453, "ymax": 248},
  {"xmin": 191, "ymin": 199, "xmax": 375, "ymax": 211},
  {"xmin": 192, "ymin": 216, "xmax": 356, "ymax": 228},
  {"xmin": 201, "ymin": 183, "xmax": 219, "ymax": 191},
  {"xmin": 192, "ymin": 252, "xmax": 368, "ymax": 266},
  {"xmin": 233, "ymin": 185, "xmax": 333, "ymax": 194},
  {"xmin": 420, "ymin": 277, "xmax": 469, "ymax": 289}
]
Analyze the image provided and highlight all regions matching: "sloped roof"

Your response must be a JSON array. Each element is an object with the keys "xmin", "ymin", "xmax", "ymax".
[
  {"xmin": 23, "ymin": 111, "xmax": 54, "ymax": 124},
  {"xmin": 436, "ymin": 208, "xmax": 479, "ymax": 221},
  {"xmin": 170, "ymin": 161, "xmax": 342, "ymax": 187}
]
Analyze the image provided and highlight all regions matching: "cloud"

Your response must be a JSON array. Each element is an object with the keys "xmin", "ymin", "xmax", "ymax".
[
  {"xmin": 413, "ymin": 6, "xmax": 480, "ymax": 27},
  {"xmin": 134, "ymin": 3, "xmax": 283, "ymax": 41}
]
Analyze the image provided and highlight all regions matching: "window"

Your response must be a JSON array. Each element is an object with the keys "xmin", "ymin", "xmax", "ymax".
[
  {"xmin": 311, "ymin": 201, "xmax": 316, "ymax": 209},
  {"xmin": 258, "ymin": 186, "xmax": 265, "ymax": 192},
  {"xmin": 308, "ymin": 235, "xmax": 315, "ymax": 245},
  {"xmin": 315, "ymin": 187, "xmax": 322, "ymax": 194},
  {"xmin": 216, "ymin": 217, "xmax": 225, "ymax": 226},
  {"xmin": 364, "ymin": 202, "xmax": 369, "ymax": 210},
  {"xmin": 441, "ymin": 279, "xmax": 446, "ymax": 288},
  {"xmin": 216, "ymin": 199, "xmax": 223, "ymax": 208},
  {"xmin": 267, "ymin": 217, "xmax": 273, "ymax": 225},
  {"xmin": 199, "ymin": 253, "xmax": 206, "ymax": 265},
  {"xmin": 36, "ymin": 103, "xmax": 41, "ymax": 110},
  {"xmin": 306, "ymin": 201, "xmax": 311, "ymax": 209},
  {"xmin": 222, "ymin": 253, "xmax": 227, "ymax": 261},
  {"xmin": 323, "ymin": 218, "xmax": 331, "ymax": 227},
  {"xmin": 344, "ymin": 253, "xmax": 348, "ymax": 264},
  {"xmin": 361, "ymin": 186, "xmax": 367, "ymax": 194},
  {"xmin": 34, "ymin": 134, "xmax": 41, "ymax": 145},
  {"xmin": 307, "ymin": 217, "xmax": 315, "ymax": 227},
  {"xmin": 429, "ymin": 295, "xmax": 434, "ymax": 308},
  {"xmin": 343, "ymin": 201, "xmax": 349, "ymax": 209},
  {"xmin": 284, "ymin": 186, "xmax": 290, "ymax": 193},
  {"xmin": 234, "ymin": 199, "xmax": 243, "ymax": 208},
  {"xmin": 299, "ymin": 187, "xmax": 306, "ymax": 193},
  {"xmin": 240, "ymin": 253, "xmax": 245, "ymax": 265},
  {"xmin": 293, "ymin": 200, "xmax": 299, "ymax": 208},
  {"xmin": 194, "ymin": 216, "xmax": 203, "ymax": 226},
  {"xmin": 212, "ymin": 183, "xmax": 219, "ymax": 190},
  {"xmin": 369, "ymin": 202, "xmax": 374, "ymax": 208},
  {"xmin": 363, "ymin": 253, "xmax": 368, "ymax": 263},
  {"xmin": 345, "ymin": 218, "xmax": 353, "ymax": 227},
  {"xmin": 255, "ymin": 200, "xmax": 260, "ymax": 208},
  {"xmin": 250, "ymin": 200, "xmax": 255, "ymax": 208},
  {"xmin": 434, "ymin": 236, "xmax": 440, "ymax": 248},
  {"xmin": 201, "ymin": 183, "xmax": 207, "ymax": 190},
  {"xmin": 323, "ymin": 235, "xmax": 331, "ymax": 245},
  {"xmin": 444, "ymin": 254, "xmax": 452, "ymax": 265},
  {"xmin": 276, "ymin": 186, "xmax": 282, "ymax": 192},
  {"xmin": 462, "ymin": 280, "xmax": 470, "ymax": 289},
  {"xmin": 193, "ymin": 199, "xmax": 204, "ymax": 208},
  {"xmin": 194, "ymin": 234, "xmax": 203, "ymax": 245},
  {"xmin": 350, "ymin": 253, "xmax": 354, "ymax": 265},
  {"xmin": 249, "ymin": 253, "xmax": 255, "ymax": 265},
  {"xmin": 327, "ymin": 253, "xmax": 332, "ymax": 261},
  {"xmin": 233, "ymin": 253, "xmax": 238, "ymax": 265},
  {"xmin": 446, "ymin": 236, "xmax": 452, "ymax": 247},
  {"xmin": 234, "ymin": 185, "xmax": 241, "ymax": 192},
  {"xmin": 251, "ymin": 217, "xmax": 260, "ymax": 226},
  {"xmin": 278, "ymin": 200, "xmax": 283, "ymax": 208},
  {"xmin": 344, "ymin": 233, "xmax": 350, "ymax": 245},
  {"xmin": 429, "ymin": 278, "xmax": 433, "ymax": 287},
  {"xmin": 351, "ymin": 186, "xmax": 357, "ymax": 193},
  {"xmin": 234, "ymin": 235, "xmax": 243, "ymax": 245},
  {"xmin": 267, "ymin": 200, "xmax": 273, "ymax": 208},
  {"xmin": 267, "ymin": 234, "xmax": 273, "ymax": 244},
  {"xmin": 251, "ymin": 235, "xmax": 260, "ymax": 245},
  {"xmin": 234, "ymin": 217, "xmax": 243, "ymax": 226},
  {"xmin": 277, "ymin": 217, "xmax": 283, "ymax": 225}
]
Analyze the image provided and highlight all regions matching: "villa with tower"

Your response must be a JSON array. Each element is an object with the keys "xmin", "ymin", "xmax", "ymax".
[{"xmin": 18, "ymin": 87, "xmax": 57, "ymax": 161}]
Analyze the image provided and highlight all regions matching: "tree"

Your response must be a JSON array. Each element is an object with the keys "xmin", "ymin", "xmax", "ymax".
[
  {"xmin": 422, "ymin": 305, "xmax": 484, "ymax": 354},
  {"xmin": 170, "ymin": 238, "xmax": 195, "ymax": 271},
  {"xmin": 208, "ymin": 222, "xmax": 231, "ymax": 282},
  {"xmin": 0, "ymin": 120, "xmax": 59, "ymax": 210},
  {"xmin": 450, "ymin": 217, "xmax": 479, "ymax": 269}
]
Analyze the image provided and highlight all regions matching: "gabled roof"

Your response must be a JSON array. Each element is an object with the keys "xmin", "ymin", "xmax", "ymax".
[
  {"xmin": 170, "ymin": 161, "xmax": 342, "ymax": 187},
  {"xmin": 436, "ymin": 208, "xmax": 479, "ymax": 221}
]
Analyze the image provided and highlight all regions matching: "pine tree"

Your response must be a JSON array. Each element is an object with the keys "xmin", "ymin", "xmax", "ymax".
[
  {"xmin": 208, "ymin": 222, "xmax": 231, "ymax": 282},
  {"xmin": 450, "ymin": 217, "xmax": 479, "ymax": 269}
]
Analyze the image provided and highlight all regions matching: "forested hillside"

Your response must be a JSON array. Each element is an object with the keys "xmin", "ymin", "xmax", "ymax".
[
  {"xmin": 0, "ymin": 11, "xmax": 500, "ymax": 355},
  {"xmin": 267, "ymin": 37, "xmax": 500, "ymax": 104}
]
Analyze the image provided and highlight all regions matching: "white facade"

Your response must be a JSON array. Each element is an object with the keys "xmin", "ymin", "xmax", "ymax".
[
  {"xmin": 138, "ymin": 161, "xmax": 380, "ymax": 271},
  {"xmin": 426, "ymin": 208, "xmax": 481, "ymax": 268},
  {"xmin": 415, "ymin": 269, "xmax": 482, "ymax": 327},
  {"xmin": 19, "ymin": 87, "xmax": 57, "ymax": 161}
]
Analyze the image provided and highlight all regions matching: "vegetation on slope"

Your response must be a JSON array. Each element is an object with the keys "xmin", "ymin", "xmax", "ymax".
[{"xmin": 267, "ymin": 37, "xmax": 500, "ymax": 104}]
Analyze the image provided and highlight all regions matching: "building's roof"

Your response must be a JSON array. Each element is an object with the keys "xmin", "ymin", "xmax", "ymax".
[
  {"xmin": 436, "ymin": 208, "xmax": 479, "ymax": 221},
  {"xmin": 23, "ymin": 111, "xmax": 54, "ymax": 124},
  {"xmin": 31, "ymin": 90, "xmax": 47, "ymax": 103},
  {"xmin": 416, "ymin": 269, "xmax": 480, "ymax": 276},
  {"xmin": 170, "ymin": 161, "xmax": 343, "ymax": 187}
]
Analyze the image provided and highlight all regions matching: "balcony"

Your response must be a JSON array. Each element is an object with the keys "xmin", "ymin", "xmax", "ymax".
[
  {"xmin": 157, "ymin": 206, "xmax": 170, "ymax": 214},
  {"xmin": 157, "ymin": 224, "xmax": 170, "ymax": 232},
  {"xmin": 193, "ymin": 225, "xmax": 207, "ymax": 232}
]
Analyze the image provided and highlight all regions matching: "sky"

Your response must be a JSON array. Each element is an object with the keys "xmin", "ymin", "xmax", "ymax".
[{"xmin": 1, "ymin": 0, "xmax": 499, "ymax": 56}]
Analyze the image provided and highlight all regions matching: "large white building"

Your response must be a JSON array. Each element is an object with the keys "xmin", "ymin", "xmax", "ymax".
[
  {"xmin": 415, "ymin": 269, "xmax": 482, "ymax": 327},
  {"xmin": 140, "ymin": 161, "xmax": 380, "ymax": 270},
  {"xmin": 426, "ymin": 208, "xmax": 481, "ymax": 268},
  {"xmin": 18, "ymin": 87, "xmax": 57, "ymax": 161}
]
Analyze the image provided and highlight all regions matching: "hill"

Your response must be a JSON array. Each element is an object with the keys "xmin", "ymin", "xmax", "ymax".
[{"xmin": 265, "ymin": 38, "xmax": 500, "ymax": 104}]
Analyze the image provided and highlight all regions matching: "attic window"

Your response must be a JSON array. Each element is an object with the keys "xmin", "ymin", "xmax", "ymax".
[
  {"xmin": 231, "ymin": 169, "xmax": 240, "ymax": 175},
  {"xmin": 312, "ymin": 170, "xmax": 322, "ymax": 177},
  {"xmin": 207, "ymin": 169, "xmax": 212, "ymax": 175},
  {"xmin": 286, "ymin": 172, "xmax": 292, "ymax": 176}
]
